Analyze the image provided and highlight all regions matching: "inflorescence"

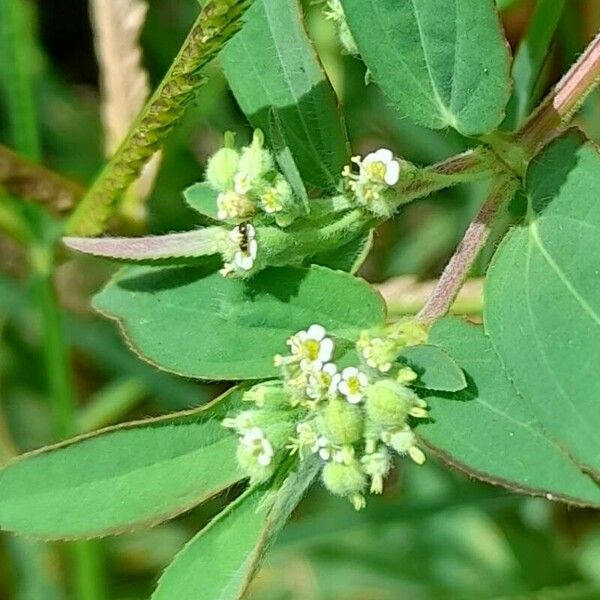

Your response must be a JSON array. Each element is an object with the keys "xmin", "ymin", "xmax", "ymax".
[
  {"xmin": 223, "ymin": 320, "xmax": 429, "ymax": 509},
  {"xmin": 204, "ymin": 130, "xmax": 402, "ymax": 278}
]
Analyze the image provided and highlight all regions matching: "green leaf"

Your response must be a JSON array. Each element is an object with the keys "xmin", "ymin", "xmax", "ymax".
[
  {"xmin": 399, "ymin": 344, "xmax": 467, "ymax": 392},
  {"xmin": 222, "ymin": 0, "xmax": 349, "ymax": 190},
  {"xmin": 63, "ymin": 228, "xmax": 221, "ymax": 262},
  {"xmin": 418, "ymin": 318, "xmax": 600, "ymax": 506},
  {"xmin": 152, "ymin": 460, "xmax": 319, "ymax": 600},
  {"xmin": 0, "ymin": 389, "xmax": 243, "ymax": 539},
  {"xmin": 183, "ymin": 182, "xmax": 219, "ymax": 220},
  {"xmin": 311, "ymin": 230, "xmax": 374, "ymax": 274},
  {"xmin": 485, "ymin": 130, "xmax": 600, "ymax": 477},
  {"xmin": 503, "ymin": 0, "xmax": 565, "ymax": 130},
  {"xmin": 94, "ymin": 264, "xmax": 386, "ymax": 380},
  {"xmin": 340, "ymin": 0, "xmax": 511, "ymax": 136}
]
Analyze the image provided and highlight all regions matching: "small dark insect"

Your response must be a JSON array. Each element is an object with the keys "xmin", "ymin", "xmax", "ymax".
[{"xmin": 238, "ymin": 222, "xmax": 249, "ymax": 252}]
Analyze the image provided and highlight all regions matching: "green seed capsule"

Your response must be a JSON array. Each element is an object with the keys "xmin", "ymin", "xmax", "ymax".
[
  {"xmin": 321, "ymin": 460, "xmax": 367, "ymax": 498},
  {"xmin": 318, "ymin": 398, "xmax": 365, "ymax": 445},
  {"xmin": 365, "ymin": 380, "xmax": 417, "ymax": 428},
  {"xmin": 205, "ymin": 147, "xmax": 240, "ymax": 191}
]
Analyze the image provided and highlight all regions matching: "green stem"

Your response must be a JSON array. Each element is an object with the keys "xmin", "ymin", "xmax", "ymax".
[
  {"xmin": 0, "ymin": 0, "xmax": 106, "ymax": 595},
  {"xmin": 69, "ymin": 542, "xmax": 106, "ymax": 600},
  {"xmin": 416, "ymin": 175, "xmax": 519, "ymax": 325},
  {"xmin": 394, "ymin": 147, "xmax": 500, "ymax": 208},
  {"xmin": 0, "ymin": 0, "xmax": 41, "ymax": 160},
  {"xmin": 66, "ymin": 0, "xmax": 253, "ymax": 236},
  {"xmin": 29, "ymin": 244, "xmax": 76, "ymax": 438},
  {"xmin": 377, "ymin": 277, "xmax": 484, "ymax": 317}
]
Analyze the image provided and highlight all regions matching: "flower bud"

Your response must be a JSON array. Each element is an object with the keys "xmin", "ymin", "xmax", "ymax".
[
  {"xmin": 361, "ymin": 446, "xmax": 391, "ymax": 494},
  {"xmin": 236, "ymin": 444, "xmax": 275, "ymax": 483},
  {"xmin": 382, "ymin": 425, "xmax": 426, "ymax": 465},
  {"xmin": 237, "ymin": 130, "xmax": 273, "ymax": 186},
  {"xmin": 365, "ymin": 380, "xmax": 418, "ymax": 428},
  {"xmin": 397, "ymin": 366, "xmax": 418, "ymax": 383},
  {"xmin": 243, "ymin": 381, "xmax": 290, "ymax": 409},
  {"xmin": 321, "ymin": 459, "xmax": 367, "ymax": 500},
  {"xmin": 206, "ymin": 147, "xmax": 240, "ymax": 191},
  {"xmin": 318, "ymin": 398, "xmax": 364, "ymax": 445}
]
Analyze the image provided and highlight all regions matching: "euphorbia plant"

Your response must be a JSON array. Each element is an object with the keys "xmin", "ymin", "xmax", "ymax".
[{"xmin": 0, "ymin": 0, "xmax": 599, "ymax": 598}]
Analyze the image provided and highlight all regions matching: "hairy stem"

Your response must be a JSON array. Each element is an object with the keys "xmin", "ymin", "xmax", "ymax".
[
  {"xmin": 66, "ymin": 0, "xmax": 253, "ymax": 236},
  {"xmin": 377, "ymin": 277, "xmax": 483, "ymax": 317},
  {"xmin": 518, "ymin": 30, "xmax": 600, "ymax": 154},
  {"xmin": 395, "ymin": 147, "xmax": 500, "ymax": 207},
  {"xmin": 0, "ymin": 145, "xmax": 84, "ymax": 213},
  {"xmin": 416, "ymin": 176, "xmax": 519, "ymax": 325}
]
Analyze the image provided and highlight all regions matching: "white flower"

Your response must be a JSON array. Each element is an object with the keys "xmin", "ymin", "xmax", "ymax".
[
  {"xmin": 287, "ymin": 422, "xmax": 320, "ymax": 458},
  {"xmin": 287, "ymin": 324, "xmax": 334, "ymax": 371},
  {"xmin": 306, "ymin": 362, "xmax": 340, "ymax": 400},
  {"xmin": 222, "ymin": 410, "xmax": 255, "ymax": 433},
  {"xmin": 317, "ymin": 436, "xmax": 334, "ymax": 461},
  {"xmin": 216, "ymin": 190, "xmax": 255, "ymax": 221},
  {"xmin": 240, "ymin": 426, "xmax": 274, "ymax": 467},
  {"xmin": 338, "ymin": 367, "xmax": 368, "ymax": 404},
  {"xmin": 361, "ymin": 148, "xmax": 400, "ymax": 186},
  {"xmin": 229, "ymin": 223, "xmax": 258, "ymax": 271}
]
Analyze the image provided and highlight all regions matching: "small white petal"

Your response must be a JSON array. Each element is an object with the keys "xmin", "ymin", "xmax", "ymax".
[
  {"xmin": 375, "ymin": 148, "xmax": 394, "ymax": 163},
  {"xmin": 328, "ymin": 373, "xmax": 341, "ymax": 395},
  {"xmin": 338, "ymin": 381, "xmax": 350, "ymax": 396},
  {"xmin": 384, "ymin": 160, "xmax": 400, "ymax": 186},
  {"xmin": 357, "ymin": 373, "xmax": 369, "ymax": 386},
  {"xmin": 235, "ymin": 252, "xmax": 254, "ymax": 270},
  {"xmin": 248, "ymin": 239, "xmax": 258, "ymax": 259},
  {"xmin": 306, "ymin": 324, "xmax": 326, "ymax": 340},
  {"xmin": 342, "ymin": 366, "xmax": 358, "ymax": 380},
  {"xmin": 257, "ymin": 453, "xmax": 272, "ymax": 466},
  {"xmin": 319, "ymin": 448, "xmax": 331, "ymax": 461},
  {"xmin": 318, "ymin": 338, "xmax": 334, "ymax": 362},
  {"xmin": 323, "ymin": 362, "xmax": 337, "ymax": 376},
  {"xmin": 245, "ymin": 223, "xmax": 256, "ymax": 239},
  {"xmin": 362, "ymin": 152, "xmax": 378, "ymax": 166},
  {"xmin": 347, "ymin": 393, "xmax": 363, "ymax": 405}
]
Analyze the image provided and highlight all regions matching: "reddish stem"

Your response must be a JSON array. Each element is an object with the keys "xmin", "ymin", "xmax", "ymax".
[
  {"xmin": 519, "ymin": 31, "xmax": 600, "ymax": 153},
  {"xmin": 416, "ymin": 176, "xmax": 518, "ymax": 325}
]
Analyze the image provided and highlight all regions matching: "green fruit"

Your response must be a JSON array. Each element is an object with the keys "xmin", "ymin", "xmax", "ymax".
[
  {"xmin": 365, "ymin": 380, "xmax": 416, "ymax": 428},
  {"xmin": 319, "ymin": 398, "xmax": 364, "ymax": 445},
  {"xmin": 321, "ymin": 460, "xmax": 366, "ymax": 498}
]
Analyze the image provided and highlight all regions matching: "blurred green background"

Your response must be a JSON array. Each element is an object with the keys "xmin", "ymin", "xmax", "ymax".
[{"xmin": 1, "ymin": 1, "xmax": 600, "ymax": 598}]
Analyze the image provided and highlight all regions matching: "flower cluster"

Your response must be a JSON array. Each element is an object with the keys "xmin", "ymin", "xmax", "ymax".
[
  {"xmin": 206, "ymin": 130, "xmax": 300, "ymax": 277},
  {"xmin": 342, "ymin": 148, "xmax": 401, "ymax": 217},
  {"xmin": 206, "ymin": 130, "xmax": 295, "ymax": 225},
  {"xmin": 224, "ymin": 321, "xmax": 429, "ymax": 510}
]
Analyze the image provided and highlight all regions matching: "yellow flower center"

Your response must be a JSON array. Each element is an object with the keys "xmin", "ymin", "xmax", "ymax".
[
  {"xmin": 364, "ymin": 161, "xmax": 386, "ymax": 182},
  {"xmin": 346, "ymin": 377, "xmax": 361, "ymax": 395},
  {"xmin": 303, "ymin": 339, "xmax": 321, "ymax": 361}
]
